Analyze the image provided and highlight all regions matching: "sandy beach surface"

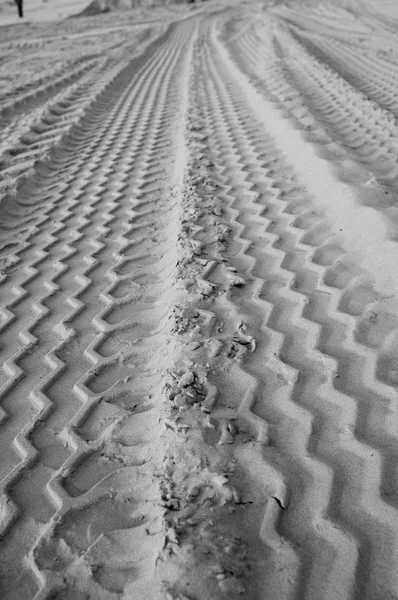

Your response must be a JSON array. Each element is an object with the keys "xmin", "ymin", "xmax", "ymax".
[{"xmin": 1, "ymin": 0, "xmax": 398, "ymax": 598}]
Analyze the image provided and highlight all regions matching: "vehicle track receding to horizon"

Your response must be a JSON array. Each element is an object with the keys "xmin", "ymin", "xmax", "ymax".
[{"xmin": 1, "ymin": 2, "xmax": 398, "ymax": 599}]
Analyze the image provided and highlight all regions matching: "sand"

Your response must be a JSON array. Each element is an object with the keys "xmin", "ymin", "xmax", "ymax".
[{"xmin": 1, "ymin": 0, "xmax": 398, "ymax": 598}]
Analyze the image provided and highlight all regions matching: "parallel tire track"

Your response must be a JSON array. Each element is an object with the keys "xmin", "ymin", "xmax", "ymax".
[
  {"xmin": 2, "ymin": 6, "xmax": 398, "ymax": 600},
  {"xmin": 0, "ymin": 19, "xmax": 198, "ymax": 599},
  {"xmin": 226, "ymin": 15, "xmax": 398, "ymax": 278},
  {"xmin": 0, "ymin": 30, "xmax": 158, "ymax": 202},
  {"xmin": 196, "ymin": 16, "xmax": 398, "ymax": 600}
]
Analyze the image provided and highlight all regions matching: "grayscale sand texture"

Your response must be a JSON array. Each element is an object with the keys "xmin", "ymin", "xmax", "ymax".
[{"xmin": 1, "ymin": 0, "xmax": 398, "ymax": 598}]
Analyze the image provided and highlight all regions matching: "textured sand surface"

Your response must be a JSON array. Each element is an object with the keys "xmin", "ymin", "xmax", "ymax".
[
  {"xmin": 0, "ymin": 0, "xmax": 89, "ymax": 23},
  {"xmin": 1, "ymin": 0, "xmax": 398, "ymax": 598}
]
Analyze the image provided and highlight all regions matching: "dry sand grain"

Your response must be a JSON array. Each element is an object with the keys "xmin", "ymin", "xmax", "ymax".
[{"xmin": 1, "ymin": 0, "xmax": 398, "ymax": 598}]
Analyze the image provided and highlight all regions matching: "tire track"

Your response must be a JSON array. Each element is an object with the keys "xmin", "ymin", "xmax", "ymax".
[
  {"xmin": 2, "ymin": 6, "xmax": 398, "ymax": 600},
  {"xmin": 0, "ymin": 22, "xmax": 181, "ymax": 259},
  {"xmin": 0, "ymin": 57, "xmax": 98, "ymax": 120},
  {"xmin": 275, "ymin": 31, "xmax": 398, "ymax": 181},
  {"xmin": 0, "ymin": 29, "xmax": 158, "ymax": 202},
  {"xmin": 29, "ymin": 19, "xmax": 199, "ymax": 599},
  {"xmin": 0, "ymin": 61, "xmax": 103, "ymax": 197},
  {"xmin": 226, "ymin": 16, "xmax": 398, "ymax": 269},
  {"xmin": 198, "ymin": 20, "xmax": 354, "ymax": 599},
  {"xmin": 294, "ymin": 32, "xmax": 398, "ymax": 117},
  {"xmin": 0, "ymin": 20, "xmax": 199, "ymax": 599},
  {"xmin": 194, "ymin": 16, "xmax": 398, "ymax": 600}
]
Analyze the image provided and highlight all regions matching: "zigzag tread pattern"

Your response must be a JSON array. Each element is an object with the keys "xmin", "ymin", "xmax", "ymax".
[
  {"xmin": 1, "ymin": 5, "xmax": 398, "ymax": 600},
  {"xmin": 198, "ymin": 14, "xmax": 398, "ymax": 600},
  {"xmin": 0, "ymin": 24, "xmax": 160, "ymax": 204},
  {"xmin": 0, "ymin": 17, "xmax": 200, "ymax": 599}
]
